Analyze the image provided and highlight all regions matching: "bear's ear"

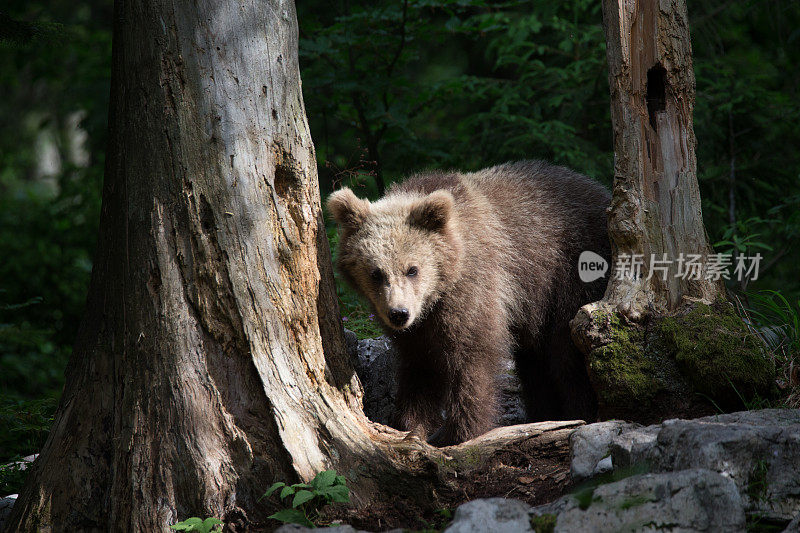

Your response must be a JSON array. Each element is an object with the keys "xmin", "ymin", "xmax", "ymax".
[
  {"xmin": 409, "ymin": 190, "xmax": 454, "ymax": 232},
  {"xmin": 327, "ymin": 187, "xmax": 370, "ymax": 229}
]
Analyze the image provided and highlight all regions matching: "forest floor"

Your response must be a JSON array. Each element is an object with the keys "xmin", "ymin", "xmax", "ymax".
[{"xmin": 322, "ymin": 431, "xmax": 572, "ymax": 531}]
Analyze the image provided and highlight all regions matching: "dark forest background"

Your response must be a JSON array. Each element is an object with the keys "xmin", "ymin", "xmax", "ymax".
[{"xmin": 1, "ymin": 0, "xmax": 799, "ymax": 493}]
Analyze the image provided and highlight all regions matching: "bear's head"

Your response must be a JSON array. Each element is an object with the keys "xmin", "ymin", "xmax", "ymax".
[{"xmin": 327, "ymin": 187, "xmax": 462, "ymax": 331}]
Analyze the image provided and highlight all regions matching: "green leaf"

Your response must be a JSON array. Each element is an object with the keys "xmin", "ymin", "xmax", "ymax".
[
  {"xmin": 170, "ymin": 517, "xmax": 203, "ymax": 531},
  {"xmin": 292, "ymin": 489, "xmax": 316, "ymax": 508},
  {"xmin": 312, "ymin": 469, "xmax": 337, "ymax": 489},
  {"xmin": 269, "ymin": 508, "xmax": 314, "ymax": 527},
  {"xmin": 290, "ymin": 483, "xmax": 313, "ymax": 489},
  {"xmin": 279, "ymin": 485, "xmax": 295, "ymax": 500},
  {"xmin": 318, "ymin": 484, "xmax": 350, "ymax": 503},
  {"xmin": 169, "ymin": 517, "xmax": 222, "ymax": 533},
  {"xmin": 200, "ymin": 517, "xmax": 223, "ymax": 533},
  {"xmin": 334, "ymin": 475, "xmax": 347, "ymax": 486},
  {"xmin": 263, "ymin": 481, "xmax": 285, "ymax": 498}
]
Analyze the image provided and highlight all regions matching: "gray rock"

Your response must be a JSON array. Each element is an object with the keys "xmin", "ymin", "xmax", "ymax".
[
  {"xmin": 497, "ymin": 359, "xmax": 528, "ymax": 426},
  {"xmin": 609, "ymin": 424, "xmax": 660, "ymax": 470},
  {"xmin": 0, "ymin": 494, "xmax": 18, "ymax": 532},
  {"xmin": 593, "ymin": 455, "xmax": 613, "ymax": 476},
  {"xmin": 784, "ymin": 512, "xmax": 800, "ymax": 532},
  {"xmin": 531, "ymin": 469, "xmax": 745, "ymax": 532},
  {"xmin": 444, "ymin": 497, "xmax": 533, "ymax": 533},
  {"xmin": 609, "ymin": 409, "xmax": 800, "ymax": 521},
  {"xmin": 346, "ymin": 332, "xmax": 398, "ymax": 425},
  {"xmin": 569, "ymin": 420, "xmax": 638, "ymax": 482}
]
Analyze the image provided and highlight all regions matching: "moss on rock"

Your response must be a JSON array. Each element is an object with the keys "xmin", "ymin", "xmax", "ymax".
[
  {"xmin": 658, "ymin": 302, "xmax": 775, "ymax": 408},
  {"xmin": 587, "ymin": 312, "xmax": 660, "ymax": 411},
  {"xmin": 584, "ymin": 302, "xmax": 776, "ymax": 422},
  {"xmin": 530, "ymin": 513, "xmax": 557, "ymax": 532}
]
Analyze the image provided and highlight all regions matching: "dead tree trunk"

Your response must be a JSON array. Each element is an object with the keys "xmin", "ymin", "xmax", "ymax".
[
  {"xmin": 599, "ymin": 0, "xmax": 723, "ymax": 315},
  {"xmin": 571, "ymin": 0, "xmax": 774, "ymax": 422},
  {"xmin": 7, "ymin": 1, "xmax": 578, "ymax": 530}
]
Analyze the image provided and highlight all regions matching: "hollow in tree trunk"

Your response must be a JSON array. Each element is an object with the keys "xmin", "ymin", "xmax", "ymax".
[{"xmin": 570, "ymin": 0, "xmax": 775, "ymax": 423}]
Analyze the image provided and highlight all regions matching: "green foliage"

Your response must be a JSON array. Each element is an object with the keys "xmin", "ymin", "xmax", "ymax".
[
  {"xmin": 747, "ymin": 290, "xmax": 800, "ymax": 407},
  {"xmin": 748, "ymin": 291, "xmax": 800, "ymax": 358},
  {"xmin": 0, "ymin": 398, "xmax": 55, "ymax": 493},
  {"xmin": 0, "ymin": 398, "xmax": 55, "ymax": 461},
  {"xmin": 715, "ymin": 217, "xmax": 776, "ymax": 256},
  {"xmin": 692, "ymin": 3, "xmax": 800, "ymax": 299},
  {"xmin": 169, "ymin": 517, "xmax": 223, "ymax": 533},
  {"xmin": 747, "ymin": 459, "xmax": 770, "ymax": 504},
  {"xmin": 327, "ymin": 225, "xmax": 385, "ymax": 339},
  {"xmin": 264, "ymin": 469, "xmax": 350, "ymax": 527},
  {"xmin": 0, "ymin": 0, "xmax": 110, "ymax": 476},
  {"xmin": 300, "ymin": 0, "xmax": 613, "ymax": 200}
]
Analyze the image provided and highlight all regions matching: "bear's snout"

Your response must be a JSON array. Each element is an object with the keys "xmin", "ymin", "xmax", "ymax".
[{"xmin": 388, "ymin": 307, "xmax": 410, "ymax": 327}]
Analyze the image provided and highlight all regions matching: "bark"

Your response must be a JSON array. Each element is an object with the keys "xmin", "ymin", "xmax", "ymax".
[
  {"xmin": 590, "ymin": 0, "xmax": 725, "ymax": 320},
  {"xmin": 7, "ymin": 1, "xmax": 577, "ymax": 531},
  {"xmin": 570, "ymin": 0, "xmax": 773, "ymax": 423}
]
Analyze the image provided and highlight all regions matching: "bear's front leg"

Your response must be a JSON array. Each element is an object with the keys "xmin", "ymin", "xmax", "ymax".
[
  {"xmin": 393, "ymin": 361, "xmax": 445, "ymax": 439},
  {"xmin": 428, "ymin": 354, "xmax": 499, "ymax": 447}
]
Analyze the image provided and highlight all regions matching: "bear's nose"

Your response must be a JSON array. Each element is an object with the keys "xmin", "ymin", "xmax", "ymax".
[{"xmin": 389, "ymin": 308, "xmax": 409, "ymax": 327}]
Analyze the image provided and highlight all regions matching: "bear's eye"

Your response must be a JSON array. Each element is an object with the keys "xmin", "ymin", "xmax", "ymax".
[
  {"xmin": 370, "ymin": 268, "xmax": 384, "ymax": 283},
  {"xmin": 406, "ymin": 266, "xmax": 418, "ymax": 277}
]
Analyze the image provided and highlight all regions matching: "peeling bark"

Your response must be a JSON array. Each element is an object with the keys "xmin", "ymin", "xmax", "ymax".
[
  {"xmin": 569, "ymin": 0, "xmax": 769, "ymax": 424},
  {"xmin": 584, "ymin": 0, "xmax": 725, "ymax": 322}
]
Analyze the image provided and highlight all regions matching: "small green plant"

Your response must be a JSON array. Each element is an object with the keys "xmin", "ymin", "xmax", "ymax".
[
  {"xmin": 747, "ymin": 290, "xmax": 800, "ymax": 407},
  {"xmin": 0, "ymin": 460, "xmax": 29, "ymax": 495},
  {"xmin": 417, "ymin": 507, "xmax": 454, "ymax": 531},
  {"xmin": 169, "ymin": 517, "xmax": 223, "ymax": 533},
  {"xmin": 530, "ymin": 513, "xmax": 557, "ymax": 533},
  {"xmin": 747, "ymin": 460, "xmax": 770, "ymax": 504},
  {"xmin": 714, "ymin": 217, "xmax": 776, "ymax": 257},
  {"xmin": 263, "ymin": 469, "xmax": 350, "ymax": 527}
]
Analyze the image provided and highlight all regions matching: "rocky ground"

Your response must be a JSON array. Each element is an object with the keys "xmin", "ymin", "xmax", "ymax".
[
  {"xmin": 3, "ymin": 333, "xmax": 798, "ymax": 532},
  {"xmin": 276, "ymin": 409, "xmax": 800, "ymax": 533},
  {"xmin": 312, "ymin": 332, "xmax": 800, "ymax": 532}
]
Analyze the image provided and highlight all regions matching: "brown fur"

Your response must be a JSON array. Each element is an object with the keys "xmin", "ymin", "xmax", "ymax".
[{"xmin": 328, "ymin": 161, "xmax": 611, "ymax": 446}]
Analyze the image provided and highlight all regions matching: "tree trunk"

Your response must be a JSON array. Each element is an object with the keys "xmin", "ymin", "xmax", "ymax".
[
  {"xmin": 599, "ymin": 0, "xmax": 724, "ymax": 317},
  {"xmin": 570, "ymin": 0, "xmax": 774, "ymax": 422},
  {"xmin": 7, "ymin": 1, "xmax": 579, "ymax": 531}
]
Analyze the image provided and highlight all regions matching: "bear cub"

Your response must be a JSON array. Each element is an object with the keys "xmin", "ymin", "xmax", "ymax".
[{"xmin": 328, "ymin": 160, "xmax": 611, "ymax": 446}]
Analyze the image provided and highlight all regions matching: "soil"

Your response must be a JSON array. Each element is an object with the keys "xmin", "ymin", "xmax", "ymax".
[{"xmin": 319, "ymin": 430, "xmax": 573, "ymax": 532}]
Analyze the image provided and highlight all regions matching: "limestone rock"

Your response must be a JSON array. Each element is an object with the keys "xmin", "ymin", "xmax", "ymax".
[
  {"xmin": 609, "ymin": 409, "xmax": 800, "ymax": 521},
  {"xmin": 531, "ymin": 469, "xmax": 745, "ymax": 532},
  {"xmin": 444, "ymin": 497, "xmax": 534, "ymax": 533},
  {"xmin": 0, "ymin": 494, "xmax": 18, "ymax": 532},
  {"xmin": 569, "ymin": 420, "xmax": 638, "ymax": 482}
]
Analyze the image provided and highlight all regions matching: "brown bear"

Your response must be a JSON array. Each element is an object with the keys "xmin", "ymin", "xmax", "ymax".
[{"xmin": 328, "ymin": 160, "xmax": 610, "ymax": 446}]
